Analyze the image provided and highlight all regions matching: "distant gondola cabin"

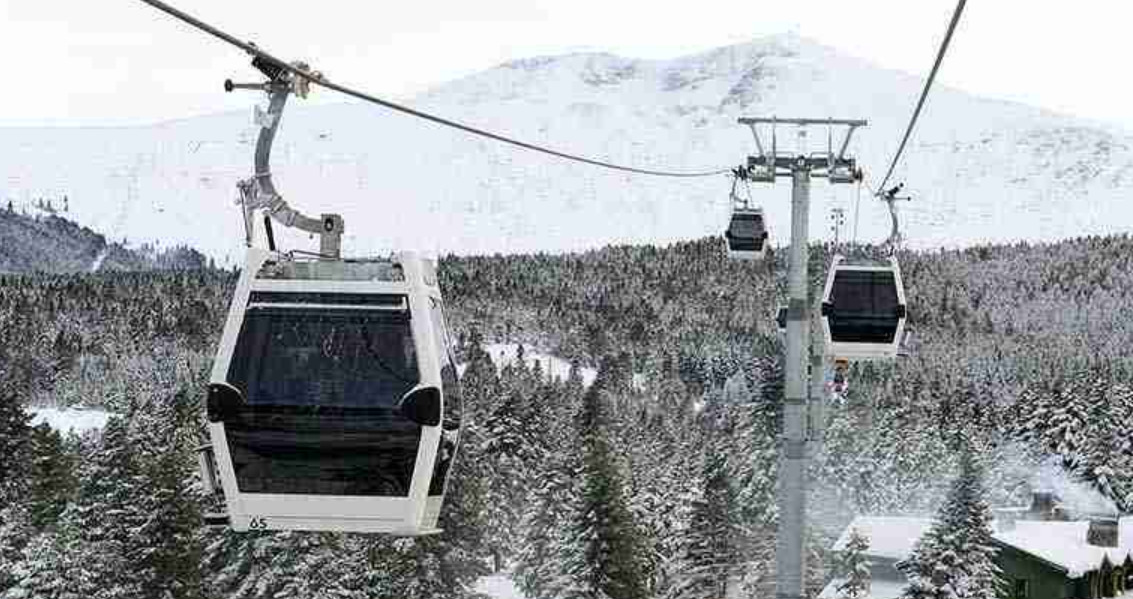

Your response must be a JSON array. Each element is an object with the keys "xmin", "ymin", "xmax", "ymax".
[{"xmin": 725, "ymin": 207, "xmax": 769, "ymax": 260}]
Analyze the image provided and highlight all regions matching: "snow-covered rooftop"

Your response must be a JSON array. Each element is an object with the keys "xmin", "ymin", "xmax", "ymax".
[
  {"xmin": 818, "ymin": 577, "xmax": 907, "ymax": 599},
  {"xmin": 832, "ymin": 517, "xmax": 934, "ymax": 561},
  {"xmin": 993, "ymin": 519, "xmax": 1133, "ymax": 578},
  {"xmin": 833, "ymin": 515, "xmax": 1133, "ymax": 580}
]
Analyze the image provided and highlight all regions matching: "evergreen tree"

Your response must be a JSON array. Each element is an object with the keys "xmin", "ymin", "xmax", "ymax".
[
  {"xmin": 55, "ymin": 416, "xmax": 147, "ymax": 599},
  {"xmin": 3, "ymin": 528, "xmax": 85, "ymax": 599},
  {"xmin": 202, "ymin": 530, "xmax": 367, "ymax": 599},
  {"xmin": 837, "ymin": 528, "xmax": 871, "ymax": 599},
  {"xmin": 515, "ymin": 441, "xmax": 578, "ymax": 598},
  {"xmin": 0, "ymin": 372, "xmax": 31, "ymax": 502},
  {"xmin": 559, "ymin": 373, "xmax": 649, "ymax": 599},
  {"xmin": 899, "ymin": 447, "xmax": 1001, "ymax": 599},
  {"xmin": 128, "ymin": 389, "xmax": 204, "ymax": 599},
  {"xmin": 481, "ymin": 385, "xmax": 532, "ymax": 570},
  {"xmin": 0, "ymin": 505, "xmax": 33, "ymax": 592},
  {"xmin": 664, "ymin": 450, "xmax": 739, "ymax": 599},
  {"xmin": 25, "ymin": 423, "xmax": 76, "ymax": 530},
  {"xmin": 516, "ymin": 364, "xmax": 587, "ymax": 599}
]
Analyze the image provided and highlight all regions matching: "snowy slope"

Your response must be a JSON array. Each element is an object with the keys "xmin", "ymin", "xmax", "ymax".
[
  {"xmin": 474, "ymin": 574, "xmax": 527, "ymax": 599},
  {"xmin": 29, "ymin": 407, "xmax": 112, "ymax": 434},
  {"xmin": 2, "ymin": 34, "xmax": 1131, "ymax": 263},
  {"xmin": 459, "ymin": 343, "xmax": 597, "ymax": 386},
  {"xmin": 483, "ymin": 343, "xmax": 597, "ymax": 386}
]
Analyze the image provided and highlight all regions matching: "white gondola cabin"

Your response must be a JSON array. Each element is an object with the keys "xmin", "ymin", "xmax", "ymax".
[
  {"xmin": 203, "ymin": 248, "xmax": 462, "ymax": 535},
  {"xmin": 725, "ymin": 207, "xmax": 769, "ymax": 260},
  {"xmin": 820, "ymin": 255, "xmax": 908, "ymax": 360}
]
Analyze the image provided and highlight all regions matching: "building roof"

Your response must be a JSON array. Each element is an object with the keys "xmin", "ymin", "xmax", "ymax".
[
  {"xmin": 832, "ymin": 516, "xmax": 1133, "ymax": 580},
  {"xmin": 832, "ymin": 517, "xmax": 934, "ymax": 561},
  {"xmin": 993, "ymin": 519, "xmax": 1133, "ymax": 579},
  {"xmin": 818, "ymin": 577, "xmax": 907, "ymax": 599}
]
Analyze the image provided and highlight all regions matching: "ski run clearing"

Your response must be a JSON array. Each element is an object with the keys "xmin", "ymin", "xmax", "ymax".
[{"xmin": 29, "ymin": 407, "xmax": 113, "ymax": 434}]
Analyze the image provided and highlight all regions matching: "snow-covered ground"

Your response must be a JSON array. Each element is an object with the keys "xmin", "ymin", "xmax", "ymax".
[
  {"xmin": 459, "ymin": 343, "xmax": 597, "ymax": 386},
  {"xmin": 474, "ymin": 574, "xmax": 527, "ymax": 599},
  {"xmin": 29, "ymin": 407, "xmax": 112, "ymax": 434},
  {"xmin": 482, "ymin": 343, "xmax": 597, "ymax": 386},
  {"xmin": 2, "ymin": 34, "xmax": 1131, "ymax": 264}
]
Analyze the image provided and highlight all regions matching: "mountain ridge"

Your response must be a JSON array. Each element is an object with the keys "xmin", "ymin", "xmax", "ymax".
[{"xmin": 1, "ymin": 35, "xmax": 1130, "ymax": 263}]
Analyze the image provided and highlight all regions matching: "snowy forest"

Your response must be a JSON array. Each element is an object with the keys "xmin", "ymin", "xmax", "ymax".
[{"xmin": 1, "ymin": 221, "xmax": 1132, "ymax": 598}]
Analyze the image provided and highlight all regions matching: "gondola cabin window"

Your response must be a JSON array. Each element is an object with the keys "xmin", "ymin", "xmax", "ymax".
[{"xmin": 223, "ymin": 293, "xmax": 422, "ymax": 497}]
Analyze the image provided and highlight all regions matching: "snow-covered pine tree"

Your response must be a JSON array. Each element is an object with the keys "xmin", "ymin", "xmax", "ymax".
[
  {"xmin": 1074, "ymin": 370, "xmax": 1133, "ymax": 512},
  {"xmin": 1014, "ymin": 363, "xmax": 1133, "ymax": 511},
  {"xmin": 516, "ymin": 365, "xmax": 586, "ymax": 599},
  {"xmin": 664, "ymin": 450, "xmax": 739, "ymax": 599},
  {"xmin": 0, "ymin": 505, "xmax": 34, "ymax": 593},
  {"xmin": 65, "ymin": 415, "xmax": 148, "ymax": 599},
  {"xmin": 481, "ymin": 385, "xmax": 532, "ymax": 570},
  {"xmin": 0, "ymin": 370, "xmax": 31, "ymax": 503},
  {"xmin": 3, "ymin": 527, "xmax": 84, "ymax": 599},
  {"xmin": 837, "ymin": 528, "xmax": 871, "ymax": 599},
  {"xmin": 203, "ymin": 529, "xmax": 371, "ymax": 599},
  {"xmin": 899, "ymin": 446, "xmax": 1001, "ymax": 599},
  {"xmin": 729, "ymin": 357, "xmax": 779, "ymax": 591},
  {"xmin": 127, "ymin": 388, "xmax": 204, "ymax": 599},
  {"xmin": 25, "ymin": 423, "xmax": 76, "ymax": 530},
  {"xmin": 559, "ymin": 370, "xmax": 649, "ymax": 599},
  {"xmin": 1015, "ymin": 367, "xmax": 1089, "ymax": 471},
  {"xmin": 515, "ymin": 448, "xmax": 578, "ymax": 599},
  {"xmin": 9, "ymin": 416, "xmax": 147, "ymax": 599}
]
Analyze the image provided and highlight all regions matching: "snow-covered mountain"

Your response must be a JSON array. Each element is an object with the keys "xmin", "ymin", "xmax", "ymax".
[{"xmin": 2, "ymin": 33, "xmax": 1131, "ymax": 263}]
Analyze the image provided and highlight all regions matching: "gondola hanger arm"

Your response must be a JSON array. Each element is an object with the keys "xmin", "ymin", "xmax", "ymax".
[{"xmin": 229, "ymin": 55, "xmax": 344, "ymax": 258}]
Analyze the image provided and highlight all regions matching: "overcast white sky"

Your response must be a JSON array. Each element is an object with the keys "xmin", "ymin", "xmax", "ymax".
[{"xmin": 0, "ymin": 0, "xmax": 1128, "ymax": 129}]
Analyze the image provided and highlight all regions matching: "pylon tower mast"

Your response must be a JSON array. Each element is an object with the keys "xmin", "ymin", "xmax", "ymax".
[{"xmin": 738, "ymin": 116, "xmax": 866, "ymax": 599}]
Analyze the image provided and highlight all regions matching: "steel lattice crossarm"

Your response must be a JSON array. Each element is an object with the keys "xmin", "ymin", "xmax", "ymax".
[{"xmin": 738, "ymin": 117, "xmax": 867, "ymax": 183}]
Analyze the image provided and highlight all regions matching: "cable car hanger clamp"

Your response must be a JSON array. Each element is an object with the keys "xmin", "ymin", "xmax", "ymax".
[{"xmin": 135, "ymin": 0, "xmax": 731, "ymax": 179}]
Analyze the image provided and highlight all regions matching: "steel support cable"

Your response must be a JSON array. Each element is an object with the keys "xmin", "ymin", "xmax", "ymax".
[
  {"xmin": 875, "ymin": 0, "xmax": 968, "ymax": 195},
  {"xmin": 136, "ymin": 0, "xmax": 731, "ymax": 179}
]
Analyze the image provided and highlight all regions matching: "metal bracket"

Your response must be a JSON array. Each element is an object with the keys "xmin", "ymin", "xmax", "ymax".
[
  {"xmin": 880, "ymin": 183, "xmax": 912, "ymax": 250},
  {"xmin": 227, "ymin": 58, "xmax": 342, "ymax": 258},
  {"xmin": 739, "ymin": 117, "xmax": 867, "ymax": 184}
]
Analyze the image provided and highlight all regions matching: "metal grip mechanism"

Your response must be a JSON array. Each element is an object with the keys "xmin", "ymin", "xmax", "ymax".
[
  {"xmin": 225, "ymin": 56, "xmax": 289, "ymax": 94},
  {"xmin": 230, "ymin": 56, "xmax": 343, "ymax": 258}
]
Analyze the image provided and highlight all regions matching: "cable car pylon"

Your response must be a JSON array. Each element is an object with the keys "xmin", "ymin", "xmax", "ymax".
[{"xmin": 733, "ymin": 116, "xmax": 866, "ymax": 599}]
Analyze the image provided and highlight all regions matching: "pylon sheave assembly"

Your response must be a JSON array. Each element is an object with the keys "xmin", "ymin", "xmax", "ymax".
[
  {"xmin": 725, "ymin": 207, "xmax": 770, "ymax": 260},
  {"xmin": 820, "ymin": 254, "xmax": 908, "ymax": 360}
]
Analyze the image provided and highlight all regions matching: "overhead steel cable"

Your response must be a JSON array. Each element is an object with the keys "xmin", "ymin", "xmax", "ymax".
[
  {"xmin": 136, "ymin": 0, "xmax": 731, "ymax": 179},
  {"xmin": 874, "ymin": 0, "xmax": 968, "ymax": 195}
]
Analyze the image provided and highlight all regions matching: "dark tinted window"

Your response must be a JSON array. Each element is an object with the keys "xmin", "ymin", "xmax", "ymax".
[
  {"xmin": 248, "ymin": 291, "xmax": 405, "ymax": 307},
  {"xmin": 832, "ymin": 271, "xmax": 899, "ymax": 315},
  {"xmin": 428, "ymin": 299, "xmax": 463, "ymax": 496},
  {"xmin": 223, "ymin": 303, "xmax": 422, "ymax": 496},
  {"xmin": 727, "ymin": 213, "xmax": 766, "ymax": 251},
  {"xmin": 829, "ymin": 270, "xmax": 900, "ymax": 343}
]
